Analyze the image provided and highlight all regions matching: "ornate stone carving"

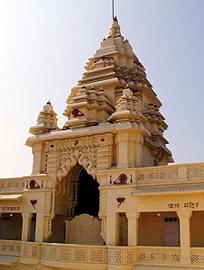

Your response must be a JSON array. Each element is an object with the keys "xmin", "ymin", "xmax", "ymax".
[
  {"xmin": 99, "ymin": 189, "xmax": 107, "ymax": 215},
  {"xmin": 56, "ymin": 137, "xmax": 96, "ymax": 180},
  {"xmin": 64, "ymin": 86, "xmax": 114, "ymax": 128},
  {"xmin": 108, "ymin": 87, "xmax": 146, "ymax": 129},
  {"xmin": 44, "ymin": 134, "xmax": 114, "ymax": 181}
]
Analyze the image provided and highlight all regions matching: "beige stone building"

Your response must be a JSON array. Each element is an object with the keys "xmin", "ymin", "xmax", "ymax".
[{"xmin": 0, "ymin": 17, "xmax": 204, "ymax": 270}]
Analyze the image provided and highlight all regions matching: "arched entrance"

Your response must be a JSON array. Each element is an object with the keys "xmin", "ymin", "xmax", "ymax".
[
  {"xmin": 50, "ymin": 164, "xmax": 101, "ymax": 244},
  {"xmin": 74, "ymin": 167, "xmax": 99, "ymax": 217}
]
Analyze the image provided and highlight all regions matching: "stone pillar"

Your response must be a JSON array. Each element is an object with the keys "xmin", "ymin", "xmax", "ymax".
[
  {"xmin": 126, "ymin": 212, "xmax": 140, "ymax": 246},
  {"xmin": 106, "ymin": 213, "xmax": 119, "ymax": 245},
  {"xmin": 43, "ymin": 216, "xmax": 51, "ymax": 242},
  {"xmin": 32, "ymin": 143, "xmax": 42, "ymax": 175},
  {"xmin": 177, "ymin": 210, "xmax": 192, "ymax": 265},
  {"xmin": 116, "ymin": 131, "xmax": 144, "ymax": 168},
  {"xmin": 100, "ymin": 216, "xmax": 107, "ymax": 244},
  {"xmin": 116, "ymin": 132, "xmax": 129, "ymax": 168},
  {"xmin": 35, "ymin": 213, "xmax": 44, "ymax": 242},
  {"xmin": 134, "ymin": 134, "xmax": 143, "ymax": 167},
  {"xmin": 21, "ymin": 213, "xmax": 32, "ymax": 241}
]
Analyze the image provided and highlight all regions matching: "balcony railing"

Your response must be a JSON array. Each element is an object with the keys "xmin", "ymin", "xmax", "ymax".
[
  {"xmin": 135, "ymin": 163, "xmax": 204, "ymax": 186},
  {"xmin": 0, "ymin": 239, "xmax": 21, "ymax": 257},
  {"xmin": 1, "ymin": 240, "xmax": 204, "ymax": 268},
  {"xmin": 105, "ymin": 162, "xmax": 204, "ymax": 186},
  {"xmin": 41, "ymin": 243, "xmax": 107, "ymax": 265},
  {"xmin": 0, "ymin": 163, "xmax": 204, "ymax": 192},
  {"xmin": 108, "ymin": 246, "xmax": 181, "ymax": 266},
  {"xmin": 191, "ymin": 248, "xmax": 204, "ymax": 265},
  {"xmin": 0, "ymin": 175, "xmax": 51, "ymax": 192}
]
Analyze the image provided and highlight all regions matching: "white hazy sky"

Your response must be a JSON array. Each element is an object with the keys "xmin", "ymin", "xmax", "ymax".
[{"xmin": 0, "ymin": 0, "xmax": 203, "ymax": 178}]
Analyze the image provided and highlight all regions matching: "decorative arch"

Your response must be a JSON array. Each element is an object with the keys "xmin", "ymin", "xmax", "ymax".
[{"xmin": 56, "ymin": 149, "xmax": 96, "ymax": 182}]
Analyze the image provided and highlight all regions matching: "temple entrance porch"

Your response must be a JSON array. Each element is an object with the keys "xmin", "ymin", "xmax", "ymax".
[
  {"xmin": 50, "ymin": 164, "xmax": 102, "ymax": 244},
  {"xmin": 111, "ymin": 209, "xmax": 204, "ymax": 250},
  {"xmin": 138, "ymin": 212, "xmax": 180, "ymax": 247}
]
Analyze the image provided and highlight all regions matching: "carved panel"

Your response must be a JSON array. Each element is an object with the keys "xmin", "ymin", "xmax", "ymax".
[
  {"xmin": 99, "ymin": 189, "xmax": 107, "ymax": 215},
  {"xmin": 44, "ymin": 192, "xmax": 52, "ymax": 214},
  {"xmin": 45, "ymin": 134, "xmax": 114, "ymax": 181}
]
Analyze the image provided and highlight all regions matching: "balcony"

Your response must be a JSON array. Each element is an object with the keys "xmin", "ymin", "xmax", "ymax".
[
  {"xmin": 135, "ymin": 162, "xmax": 204, "ymax": 186},
  {"xmin": 1, "ymin": 240, "xmax": 204, "ymax": 268},
  {"xmin": 0, "ymin": 174, "xmax": 51, "ymax": 193},
  {"xmin": 103, "ymin": 162, "xmax": 204, "ymax": 187}
]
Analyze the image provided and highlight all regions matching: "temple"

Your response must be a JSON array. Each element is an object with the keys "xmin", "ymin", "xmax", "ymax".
[{"xmin": 0, "ymin": 17, "xmax": 204, "ymax": 270}]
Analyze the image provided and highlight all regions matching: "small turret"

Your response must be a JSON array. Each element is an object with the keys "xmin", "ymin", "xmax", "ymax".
[{"xmin": 29, "ymin": 101, "xmax": 58, "ymax": 135}]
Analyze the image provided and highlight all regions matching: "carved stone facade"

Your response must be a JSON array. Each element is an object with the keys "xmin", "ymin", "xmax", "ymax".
[
  {"xmin": 0, "ymin": 15, "xmax": 203, "ymax": 270},
  {"xmin": 42, "ymin": 133, "xmax": 114, "ymax": 181}
]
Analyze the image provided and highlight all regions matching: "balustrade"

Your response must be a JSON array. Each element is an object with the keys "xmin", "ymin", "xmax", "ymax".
[
  {"xmin": 108, "ymin": 246, "xmax": 181, "ymax": 266},
  {"xmin": 0, "ymin": 240, "xmax": 21, "ymax": 257},
  {"xmin": 41, "ymin": 243, "xmax": 107, "ymax": 264},
  {"xmin": 0, "ymin": 175, "xmax": 50, "ymax": 192},
  {"xmin": 135, "ymin": 166, "xmax": 178, "ymax": 185},
  {"xmin": 191, "ymin": 248, "xmax": 204, "ymax": 264},
  {"xmin": 135, "ymin": 246, "xmax": 181, "ymax": 265},
  {"xmin": 187, "ymin": 163, "xmax": 204, "ymax": 181},
  {"xmin": 0, "ymin": 241, "xmax": 204, "ymax": 267},
  {"xmin": 135, "ymin": 163, "xmax": 204, "ymax": 186}
]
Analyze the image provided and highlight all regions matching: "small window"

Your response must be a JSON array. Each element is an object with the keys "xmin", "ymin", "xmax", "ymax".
[{"xmin": 164, "ymin": 217, "xmax": 178, "ymax": 222}]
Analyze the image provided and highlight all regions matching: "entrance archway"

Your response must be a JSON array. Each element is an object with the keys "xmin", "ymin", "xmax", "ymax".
[
  {"xmin": 50, "ymin": 164, "xmax": 100, "ymax": 243},
  {"xmin": 74, "ymin": 167, "xmax": 99, "ymax": 217}
]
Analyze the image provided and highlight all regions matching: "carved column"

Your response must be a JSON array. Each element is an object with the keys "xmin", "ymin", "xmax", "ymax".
[
  {"xmin": 126, "ymin": 212, "xmax": 140, "ymax": 246},
  {"xmin": 43, "ymin": 216, "xmax": 51, "ymax": 242},
  {"xmin": 21, "ymin": 213, "xmax": 32, "ymax": 241},
  {"xmin": 177, "ymin": 210, "xmax": 192, "ymax": 265},
  {"xmin": 95, "ymin": 134, "xmax": 113, "ymax": 170},
  {"xmin": 134, "ymin": 134, "xmax": 143, "ymax": 167},
  {"xmin": 32, "ymin": 143, "xmax": 42, "ymax": 175},
  {"xmin": 35, "ymin": 213, "xmax": 44, "ymax": 242},
  {"xmin": 116, "ymin": 131, "xmax": 143, "ymax": 168},
  {"xmin": 46, "ymin": 143, "xmax": 58, "ymax": 176},
  {"xmin": 116, "ymin": 132, "xmax": 130, "ymax": 168}
]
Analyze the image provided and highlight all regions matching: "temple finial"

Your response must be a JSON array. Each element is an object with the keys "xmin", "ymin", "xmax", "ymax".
[{"xmin": 108, "ymin": 15, "xmax": 121, "ymax": 38}]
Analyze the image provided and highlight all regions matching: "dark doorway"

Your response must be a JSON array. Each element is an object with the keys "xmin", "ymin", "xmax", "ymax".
[
  {"xmin": 74, "ymin": 168, "xmax": 99, "ymax": 217},
  {"xmin": 118, "ymin": 213, "xmax": 128, "ymax": 246},
  {"xmin": 28, "ymin": 213, "xmax": 36, "ymax": 242},
  {"xmin": 0, "ymin": 213, "xmax": 22, "ymax": 240}
]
